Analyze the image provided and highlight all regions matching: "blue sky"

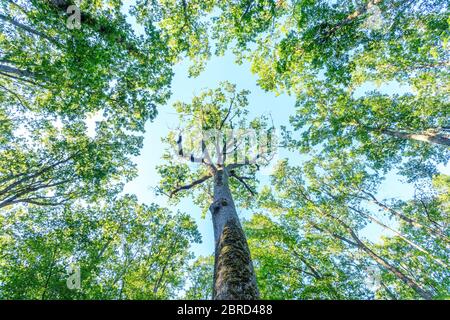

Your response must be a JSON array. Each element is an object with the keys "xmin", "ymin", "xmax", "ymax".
[{"xmin": 119, "ymin": 2, "xmax": 449, "ymax": 258}]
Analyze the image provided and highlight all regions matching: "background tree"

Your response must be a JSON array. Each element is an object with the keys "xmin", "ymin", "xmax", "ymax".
[
  {"xmin": 243, "ymin": 212, "xmax": 373, "ymax": 299},
  {"xmin": 372, "ymin": 175, "xmax": 449, "ymax": 299},
  {"xmin": 183, "ymin": 255, "xmax": 214, "ymax": 300},
  {"xmin": 0, "ymin": 0, "xmax": 178, "ymax": 214},
  {"xmin": 0, "ymin": 111, "xmax": 140, "ymax": 209},
  {"xmin": 157, "ymin": 82, "xmax": 276, "ymax": 300},
  {"xmin": 0, "ymin": 0, "xmax": 172, "ymax": 123},
  {"xmin": 258, "ymin": 157, "xmax": 449, "ymax": 299},
  {"xmin": 149, "ymin": 0, "xmax": 449, "ymax": 181},
  {"xmin": 0, "ymin": 0, "xmax": 173, "ymax": 213},
  {"xmin": 0, "ymin": 195, "xmax": 200, "ymax": 299}
]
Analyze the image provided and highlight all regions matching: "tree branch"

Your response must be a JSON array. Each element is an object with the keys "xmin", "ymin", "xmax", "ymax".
[
  {"xmin": 169, "ymin": 174, "xmax": 212, "ymax": 198},
  {"xmin": 0, "ymin": 13, "xmax": 59, "ymax": 45},
  {"xmin": 219, "ymin": 96, "xmax": 235, "ymax": 131},
  {"xmin": 230, "ymin": 171, "xmax": 256, "ymax": 196}
]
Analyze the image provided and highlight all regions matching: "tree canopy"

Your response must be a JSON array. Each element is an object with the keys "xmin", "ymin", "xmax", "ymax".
[{"xmin": 0, "ymin": 0, "xmax": 448, "ymax": 300}]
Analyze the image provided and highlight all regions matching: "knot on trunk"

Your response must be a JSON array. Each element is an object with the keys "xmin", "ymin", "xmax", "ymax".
[{"xmin": 210, "ymin": 197, "xmax": 228, "ymax": 214}]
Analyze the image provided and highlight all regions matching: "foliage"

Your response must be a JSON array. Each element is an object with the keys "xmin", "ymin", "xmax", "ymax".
[
  {"xmin": 246, "ymin": 158, "xmax": 449, "ymax": 299},
  {"xmin": 0, "ymin": 0, "xmax": 173, "ymax": 125},
  {"xmin": 0, "ymin": 0, "xmax": 449, "ymax": 300},
  {"xmin": 151, "ymin": 0, "xmax": 450, "ymax": 180},
  {"xmin": 183, "ymin": 255, "xmax": 214, "ymax": 300},
  {"xmin": 0, "ymin": 195, "xmax": 201, "ymax": 299},
  {"xmin": 245, "ymin": 213, "xmax": 373, "ymax": 299}
]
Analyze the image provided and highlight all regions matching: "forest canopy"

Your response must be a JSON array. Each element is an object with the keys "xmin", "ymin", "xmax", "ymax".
[{"xmin": 0, "ymin": 0, "xmax": 448, "ymax": 300}]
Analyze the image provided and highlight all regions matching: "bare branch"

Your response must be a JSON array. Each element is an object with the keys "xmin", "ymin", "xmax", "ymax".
[
  {"xmin": 219, "ymin": 95, "xmax": 235, "ymax": 130},
  {"xmin": 169, "ymin": 174, "xmax": 212, "ymax": 198},
  {"xmin": 176, "ymin": 133, "xmax": 217, "ymax": 172}
]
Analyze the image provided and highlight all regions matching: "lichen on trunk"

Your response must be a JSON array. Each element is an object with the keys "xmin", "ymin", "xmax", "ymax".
[
  {"xmin": 210, "ymin": 169, "xmax": 259, "ymax": 300},
  {"xmin": 213, "ymin": 218, "xmax": 259, "ymax": 299}
]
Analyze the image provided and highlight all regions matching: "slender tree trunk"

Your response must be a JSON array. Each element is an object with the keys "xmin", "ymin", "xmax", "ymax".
[
  {"xmin": 0, "ymin": 13, "xmax": 58, "ymax": 44},
  {"xmin": 344, "ymin": 224, "xmax": 434, "ymax": 300},
  {"xmin": 210, "ymin": 169, "xmax": 259, "ymax": 300},
  {"xmin": 306, "ymin": 198, "xmax": 434, "ymax": 299},
  {"xmin": 41, "ymin": 247, "xmax": 58, "ymax": 300},
  {"xmin": 153, "ymin": 239, "xmax": 179, "ymax": 296},
  {"xmin": 292, "ymin": 249, "xmax": 322, "ymax": 279},
  {"xmin": 359, "ymin": 190, "xmax": 449, "ymax": 243},
  {"xmin": 349, "ymin": 205, "xmax": 449, "ymax": 268},
  {"xmin": 360, "ymin": 124, "xmax": 450, "ymax": 147},
  {"xmin": 380, "ymin": 281, "xmax": 397, "ymax": 300},
  {"xmin": 0, "ymin": 64, "xmax": 35, "ymax": 79}
]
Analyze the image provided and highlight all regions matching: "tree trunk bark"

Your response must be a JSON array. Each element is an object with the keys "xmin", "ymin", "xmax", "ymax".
[
  {"xmin": 210, "ymin": 169, "xmax": 259, "ymax": 300},
  {"xmin": 0, "ymin": 64, "xmax": 35, "ymax": 79}
]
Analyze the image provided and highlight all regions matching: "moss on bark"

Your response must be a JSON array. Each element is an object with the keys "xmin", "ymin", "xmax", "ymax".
[{"xmin": 213, "ymin": 218, "xmax": 259, "ymax": 300}]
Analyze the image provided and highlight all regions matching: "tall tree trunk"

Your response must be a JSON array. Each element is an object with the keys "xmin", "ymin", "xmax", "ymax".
[
  {"xmin": 210, "ymin": 169, "xmax": 259, "ymax": 300},
  {"xmin": 0, "ymin": 64, "xmax": 35, "ymax": 79}
]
